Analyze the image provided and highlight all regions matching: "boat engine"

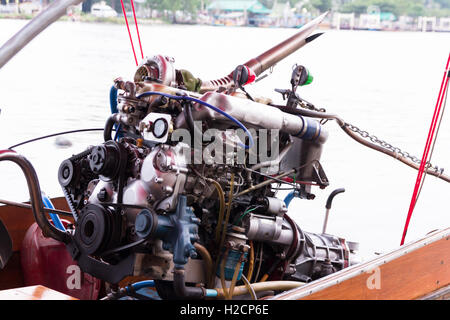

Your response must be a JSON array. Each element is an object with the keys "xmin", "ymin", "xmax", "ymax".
[{"xmin": 56, "ymin": 53, "xmax": 359, "ymax": 299}]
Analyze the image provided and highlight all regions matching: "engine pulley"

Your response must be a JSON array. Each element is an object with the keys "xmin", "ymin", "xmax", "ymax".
[
  {"xmin": 88, "ymin": 141, "xmax": 126, "ymax": 181},
  {"xmin": 73, "ymin": 204, "xmax": 122, "ymax": 256}
]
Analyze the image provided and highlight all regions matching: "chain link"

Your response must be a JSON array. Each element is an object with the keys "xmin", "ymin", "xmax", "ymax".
[{"xmin": 344, "ymin": 122, "xmax": 445, "ymax": 174}]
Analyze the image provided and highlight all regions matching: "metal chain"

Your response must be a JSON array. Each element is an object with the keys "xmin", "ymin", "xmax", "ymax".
[{"xmin": 344, "ymin": 122, "xmax": 445, "ymax": 175}]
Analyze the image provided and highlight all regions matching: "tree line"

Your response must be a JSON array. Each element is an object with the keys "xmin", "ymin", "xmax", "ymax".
[{"xmin": 81, "ymin": 0, "xmax": 450, "ymax": 18}]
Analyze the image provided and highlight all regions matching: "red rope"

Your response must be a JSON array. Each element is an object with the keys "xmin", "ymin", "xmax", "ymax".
[
  {"xmin": 119, "ymin": 0, "xmax": 138, "ymax": 66},
  {"xmin": 400, "ymin": 53, "xmax": 450, "ymax": 245},
  {"xmin": 130, "ymin": 0, "xmax": 144, "ymax": 60}
]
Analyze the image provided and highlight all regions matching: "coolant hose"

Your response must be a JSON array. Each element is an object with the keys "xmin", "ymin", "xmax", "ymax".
[
  {"xmin": 173, "ymin": 267, "xmax": 216, "ymax": 299},
  {"xmin": 104, "ymin": 113, "xmax": 120, "ymax": 142},
  {"xmin": 109, "ymin": 85, "xmax": 118, "ymax": 114},
  {"xmin": 109, "ymin": 86, "xmax": 122, "ymax": 141},
  {"xmin": 194, "ymin": 243, "xmax": 213, "ymax": 288},
  {"xmin": 41, "ymin": 193, "xmax": 65, "ymax": 232},
  {"xmin": 284, "ymin": 191, "xmax": 296, "ymax": 207},
  {"xmin": 127, "ymin": 280, "xmax": 155, "ymax": 292}
]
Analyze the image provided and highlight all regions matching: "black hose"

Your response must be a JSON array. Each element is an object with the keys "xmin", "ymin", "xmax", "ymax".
[
  {"xmin": 104, "ymin": 113, "xmax": 120, "ymax": 142},
  {"xmin": 325, "ymin": 188, "xmax": 345, "ymax": 210},
  {"xmin": 173, "ymin": 268, "xmax": 206, "ymax": 299},
  {"xmin": 183, "ymin": 101, "xmax": 196, "ymax": 133}
]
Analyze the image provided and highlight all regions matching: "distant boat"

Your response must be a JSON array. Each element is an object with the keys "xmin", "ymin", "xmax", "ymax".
[{"xmin": 90, "ymin": 2, "xmax": 117, "ymax": 18}]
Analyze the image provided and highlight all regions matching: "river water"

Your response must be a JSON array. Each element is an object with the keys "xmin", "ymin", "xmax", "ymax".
[{"xmin": 0, "ymin": 19, "xmax": 449, "ymax": 258}]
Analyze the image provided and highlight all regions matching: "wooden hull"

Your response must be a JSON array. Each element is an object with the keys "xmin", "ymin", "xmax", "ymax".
[
  {"xmin": 271, "ymin": 228, "xmax": 450, "ymax": 300},
  {"xmin": 1, "ymin": 197, "xmax": 449, "ymax": 300},
  {"xmin": 0, "ymin": 197, "xmax": 71, "ymax": 290}
]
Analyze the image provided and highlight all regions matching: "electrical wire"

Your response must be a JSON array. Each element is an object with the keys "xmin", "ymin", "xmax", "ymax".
[
  {"xmin": 227, "ymin": 254, "xmax": 243, "ymax": 300},
  {"xmin": 208, "ymin": 179, "xmax": 225, "ymax": 244},
  {"xmin": 7, "ymin": 128, "xmax": 107, "ymax": 149},
  {"xmin": 253, "ymin": 242, "xmax": 263, "ymax": 282},
  {"xmin": 220, "ymin": 248, "xmax": 230, "ymax": 300},
  {"xmin": 246, "ymin": 241, "xmax": 255, "ymax": 281},
  {"xmin": 241, "ymin": 274, "xmax": 257, "ymax": 300},
  {"xmin": 219, "ymin": 173, "xmax": 235, "ymax": 250},
  {"xmin": 233, "ymin": 205, "xmax": 261, "ymax": 225}
]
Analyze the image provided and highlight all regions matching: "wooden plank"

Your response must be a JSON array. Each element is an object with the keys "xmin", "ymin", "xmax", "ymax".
[
  {"xmin": 0, "ymin": 285, "xmax": 77, "ymax": 300},
  {"xmin": 419, "ymin": 284, "xmax": 450, "ymax": 300},
  {"xmin": 271, "ymin": 228, "xmax": 450, "ymax": 300}
]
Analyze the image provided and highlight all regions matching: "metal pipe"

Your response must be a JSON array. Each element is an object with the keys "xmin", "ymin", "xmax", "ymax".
[
  {"xmin": 173, "ymin": 267, "xmax": 206, "ymax": 299},
  {"xmin": 248, "ymin": 137, "xmax": 293, "ymax": 183},
  {"xmin": 0, "ymin": 153, "xmax": 71, "ymax": 243},
  {"xmin": 199, "ymin": 12, "xmax": 327, "ymax": 93},
  {"xmin": 0, "ymin": 198, "xmax": 73, "ymax": 217},
  {"xmin": 0, "ymin": 0, "xmax": 84, "ymax": 69},
  {"xmin": 322, "ymin": 188, "xmax": 345, "ymax": 234},
  {"xmin": 240, "ymin": 13, "xmax": 327, "ymax": 77},
  {"xmin": 273, "ymin": 104, "xmax": 450, "ymax": 183},
  {"xmin": 193, "ymin": 242, "xmax": 213, "ymax": 288},
  {"xmin": 214, "ymin": 280, "xmax": 305, "ymax": 298}
]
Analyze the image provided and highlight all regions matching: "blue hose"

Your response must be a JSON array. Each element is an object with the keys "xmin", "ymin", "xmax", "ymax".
[
  {"xmin": 205, "ymin": 289, "xmax": 218, "ymax": 297},
  {"xmin": 41, "ymin": 193, "xmax": 65, "ymax": 232},
  {"xmin": 127, "ymin": 280, "xmax": 155, "ymax": 292},
  {"xmin": 109, "ymin": 85, "xmax": 118, "ymax": 114},
  {"xmin": 284, "ymin": 191, "xmax": 297, "ymax": 208},
  {"xmin": 109, "ymin": 86, "xmax": 122, "ymax": 140},
  {"xmin": 126, "ymin": 280, "xmax": 218, "ymax": 298},
  {"xmin": 136, "ymin": 91, "xmax": 254, "ymax": 149}
]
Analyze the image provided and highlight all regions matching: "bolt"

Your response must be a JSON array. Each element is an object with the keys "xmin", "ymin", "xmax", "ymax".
[
  {"xmin": 277, "ymin": 252, "xmax": 286, "ymax": 260},
  {"xmin": 146, "ymin": 194, "xmax": 155, "ymax": 204},
  {"xmin": 164, "ymin": 186, "xmax": 173, "ymax": 194},
  {"xmin": 188, "ymin": 247, "xmax": 197, "ymax": 259},
  {"xmin": 62, "ymin": 166, "xmax": 70, "ymax": 179}
]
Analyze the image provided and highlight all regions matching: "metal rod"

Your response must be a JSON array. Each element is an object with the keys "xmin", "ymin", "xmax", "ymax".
[
  {"xmin": 273, "ymin": 104, "xmax": 450, "ymax": 184},
  {"xmin": 0, "ymin": 0, "xmax": 84, "ymax": 69},
  {"xmin": 241, "ymin": 12, "xmax": 328, "ymax": 77},
  {"xmin": 322, "ymin": 208, "xmax": 330, "ymax": 234},
  {"xmin": 0, "ymin": 199, "xmax": 73, "ymax": 217},
  {"xmin": 322, "ymin": 188, "xmax": 345, "ymax": 234}
]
